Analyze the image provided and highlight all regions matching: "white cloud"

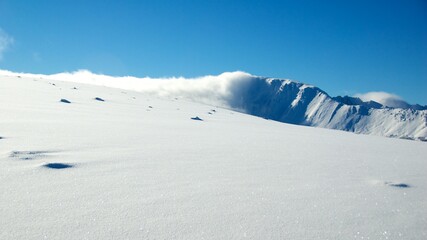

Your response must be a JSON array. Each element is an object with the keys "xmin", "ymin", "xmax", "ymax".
[
  {"xmin": 0, "ymin": 28, "xmax": 14, "ymax": 60},
  {"xmin": 0, "ymin": 69, "xmax": 255, "ymax": 107},
  {"xmin": 354, "ymin": 91, "xmax": 410, "ymax": 108}
]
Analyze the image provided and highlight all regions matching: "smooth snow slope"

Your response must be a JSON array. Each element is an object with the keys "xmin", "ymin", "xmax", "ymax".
[{"xmin": 1, "ymin": 75, "xmax": 426, "ymax": 239}]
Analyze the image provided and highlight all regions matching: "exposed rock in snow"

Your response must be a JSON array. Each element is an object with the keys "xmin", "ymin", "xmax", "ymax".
[
  {"xmin": 60, "ymin": 98, "xmax": 71, "ymax": 104},
  {"xmin": 43, "ymin": 163, "xmax": 74, "ymax": 169}
]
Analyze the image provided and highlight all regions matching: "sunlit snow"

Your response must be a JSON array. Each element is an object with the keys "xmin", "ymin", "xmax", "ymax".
[{"xmin": 0, "ymin": 73, "xmax": 426, "ymax": 239}]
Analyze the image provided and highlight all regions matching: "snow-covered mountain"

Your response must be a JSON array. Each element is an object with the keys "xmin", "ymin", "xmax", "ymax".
[
  {"xmin": 1, "ymin": 70, "xmax": 426, "ymax": 140},
  {"xmin": 228, "ymin": 76, "xmax": 427, "ymax": 141},
  {"xmin": 1, "ymin": 74, "xmax": 426, "ymax": 239}
]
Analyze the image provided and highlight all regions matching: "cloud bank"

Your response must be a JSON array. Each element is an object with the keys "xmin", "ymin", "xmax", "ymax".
[
  {"xmin": 0, "ymin": 29, "xmax": 13, "ymax": 60},
  {"xmin": 354, "ymin": 91, "xmax": 410, "ymax": 109},
  {"xmin": 0, "ymin": 69, "xmax": 255, "ymax": 107}
]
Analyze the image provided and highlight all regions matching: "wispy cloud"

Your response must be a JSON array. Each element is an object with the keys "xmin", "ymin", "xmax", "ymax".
[
  {"xmin": 354, "ymin": 91, "xmax": 410, "ymax": 108},
  {"xmin": 0, "ymin": 28, "xmax": 14, "ymax": 60}
]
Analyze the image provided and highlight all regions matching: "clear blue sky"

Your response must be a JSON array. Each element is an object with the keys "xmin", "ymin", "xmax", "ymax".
[{"xmin": 0, "ymin": 0, "xmax": 426, "ymax": 104}]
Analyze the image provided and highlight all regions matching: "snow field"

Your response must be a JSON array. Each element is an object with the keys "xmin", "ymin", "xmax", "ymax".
[{"xmin": 0, "ymin": 75, "xmax": 426, "ymax": 239}]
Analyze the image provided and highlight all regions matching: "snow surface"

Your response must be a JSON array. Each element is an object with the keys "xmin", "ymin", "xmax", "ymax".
[{"xmin": 1, "ymin": 74, "xmax": 427, "ymax": 239}]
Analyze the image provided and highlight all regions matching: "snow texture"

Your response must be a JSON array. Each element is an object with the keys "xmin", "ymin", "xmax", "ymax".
[{"xmin": 0, "ymin": 73, "xmax": 426, "ymax": 239}]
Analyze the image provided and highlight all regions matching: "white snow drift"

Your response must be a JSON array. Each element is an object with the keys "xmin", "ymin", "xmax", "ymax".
[{"xmin": 0, "ymin": 74, "xmax": 426, "ymax": 239}]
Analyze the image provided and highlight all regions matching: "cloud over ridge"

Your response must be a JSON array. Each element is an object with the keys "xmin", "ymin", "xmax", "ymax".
[
  {"xmin": 0, "ymin": 69, "xmax": 255, "ymax": 107},
  {"xmin": 354, "ymin": 91, "xmax": 410, "ymax": 109}
]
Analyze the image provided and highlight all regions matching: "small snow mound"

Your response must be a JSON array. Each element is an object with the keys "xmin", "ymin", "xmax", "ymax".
[
  {"xmin": 60, "ymin": 99, "xmax": 71, "ymax": 104},
  {"xmin": 43, "ymin": 163, "xmax": 73, "ymax": 169},
  {"xmin": 191, "ymin": 116, "xmax": 203, "ymax": 121},
  {"xmin": 94, "ymin": 97, "xmax": 105, "ymax": 102}
]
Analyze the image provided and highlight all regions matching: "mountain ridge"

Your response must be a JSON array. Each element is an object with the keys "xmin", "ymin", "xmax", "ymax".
[
  {"xmin": 1, "ymin": 70, "xmax": 426, "ymax": 140},
  {"xmin": 228, "ymin": 76, "xmax": 426, "ymax": 141}
]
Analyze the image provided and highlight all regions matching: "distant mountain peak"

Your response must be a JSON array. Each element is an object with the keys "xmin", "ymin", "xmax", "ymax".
[{"xmin": 226, "ymin": 76, "xmax": 427, "ymax": 141}]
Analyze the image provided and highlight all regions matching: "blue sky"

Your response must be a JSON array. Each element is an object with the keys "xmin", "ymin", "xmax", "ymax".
[{"xmin": 0, "ymin": 0, "xmax": 426, "ymax": 104}]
